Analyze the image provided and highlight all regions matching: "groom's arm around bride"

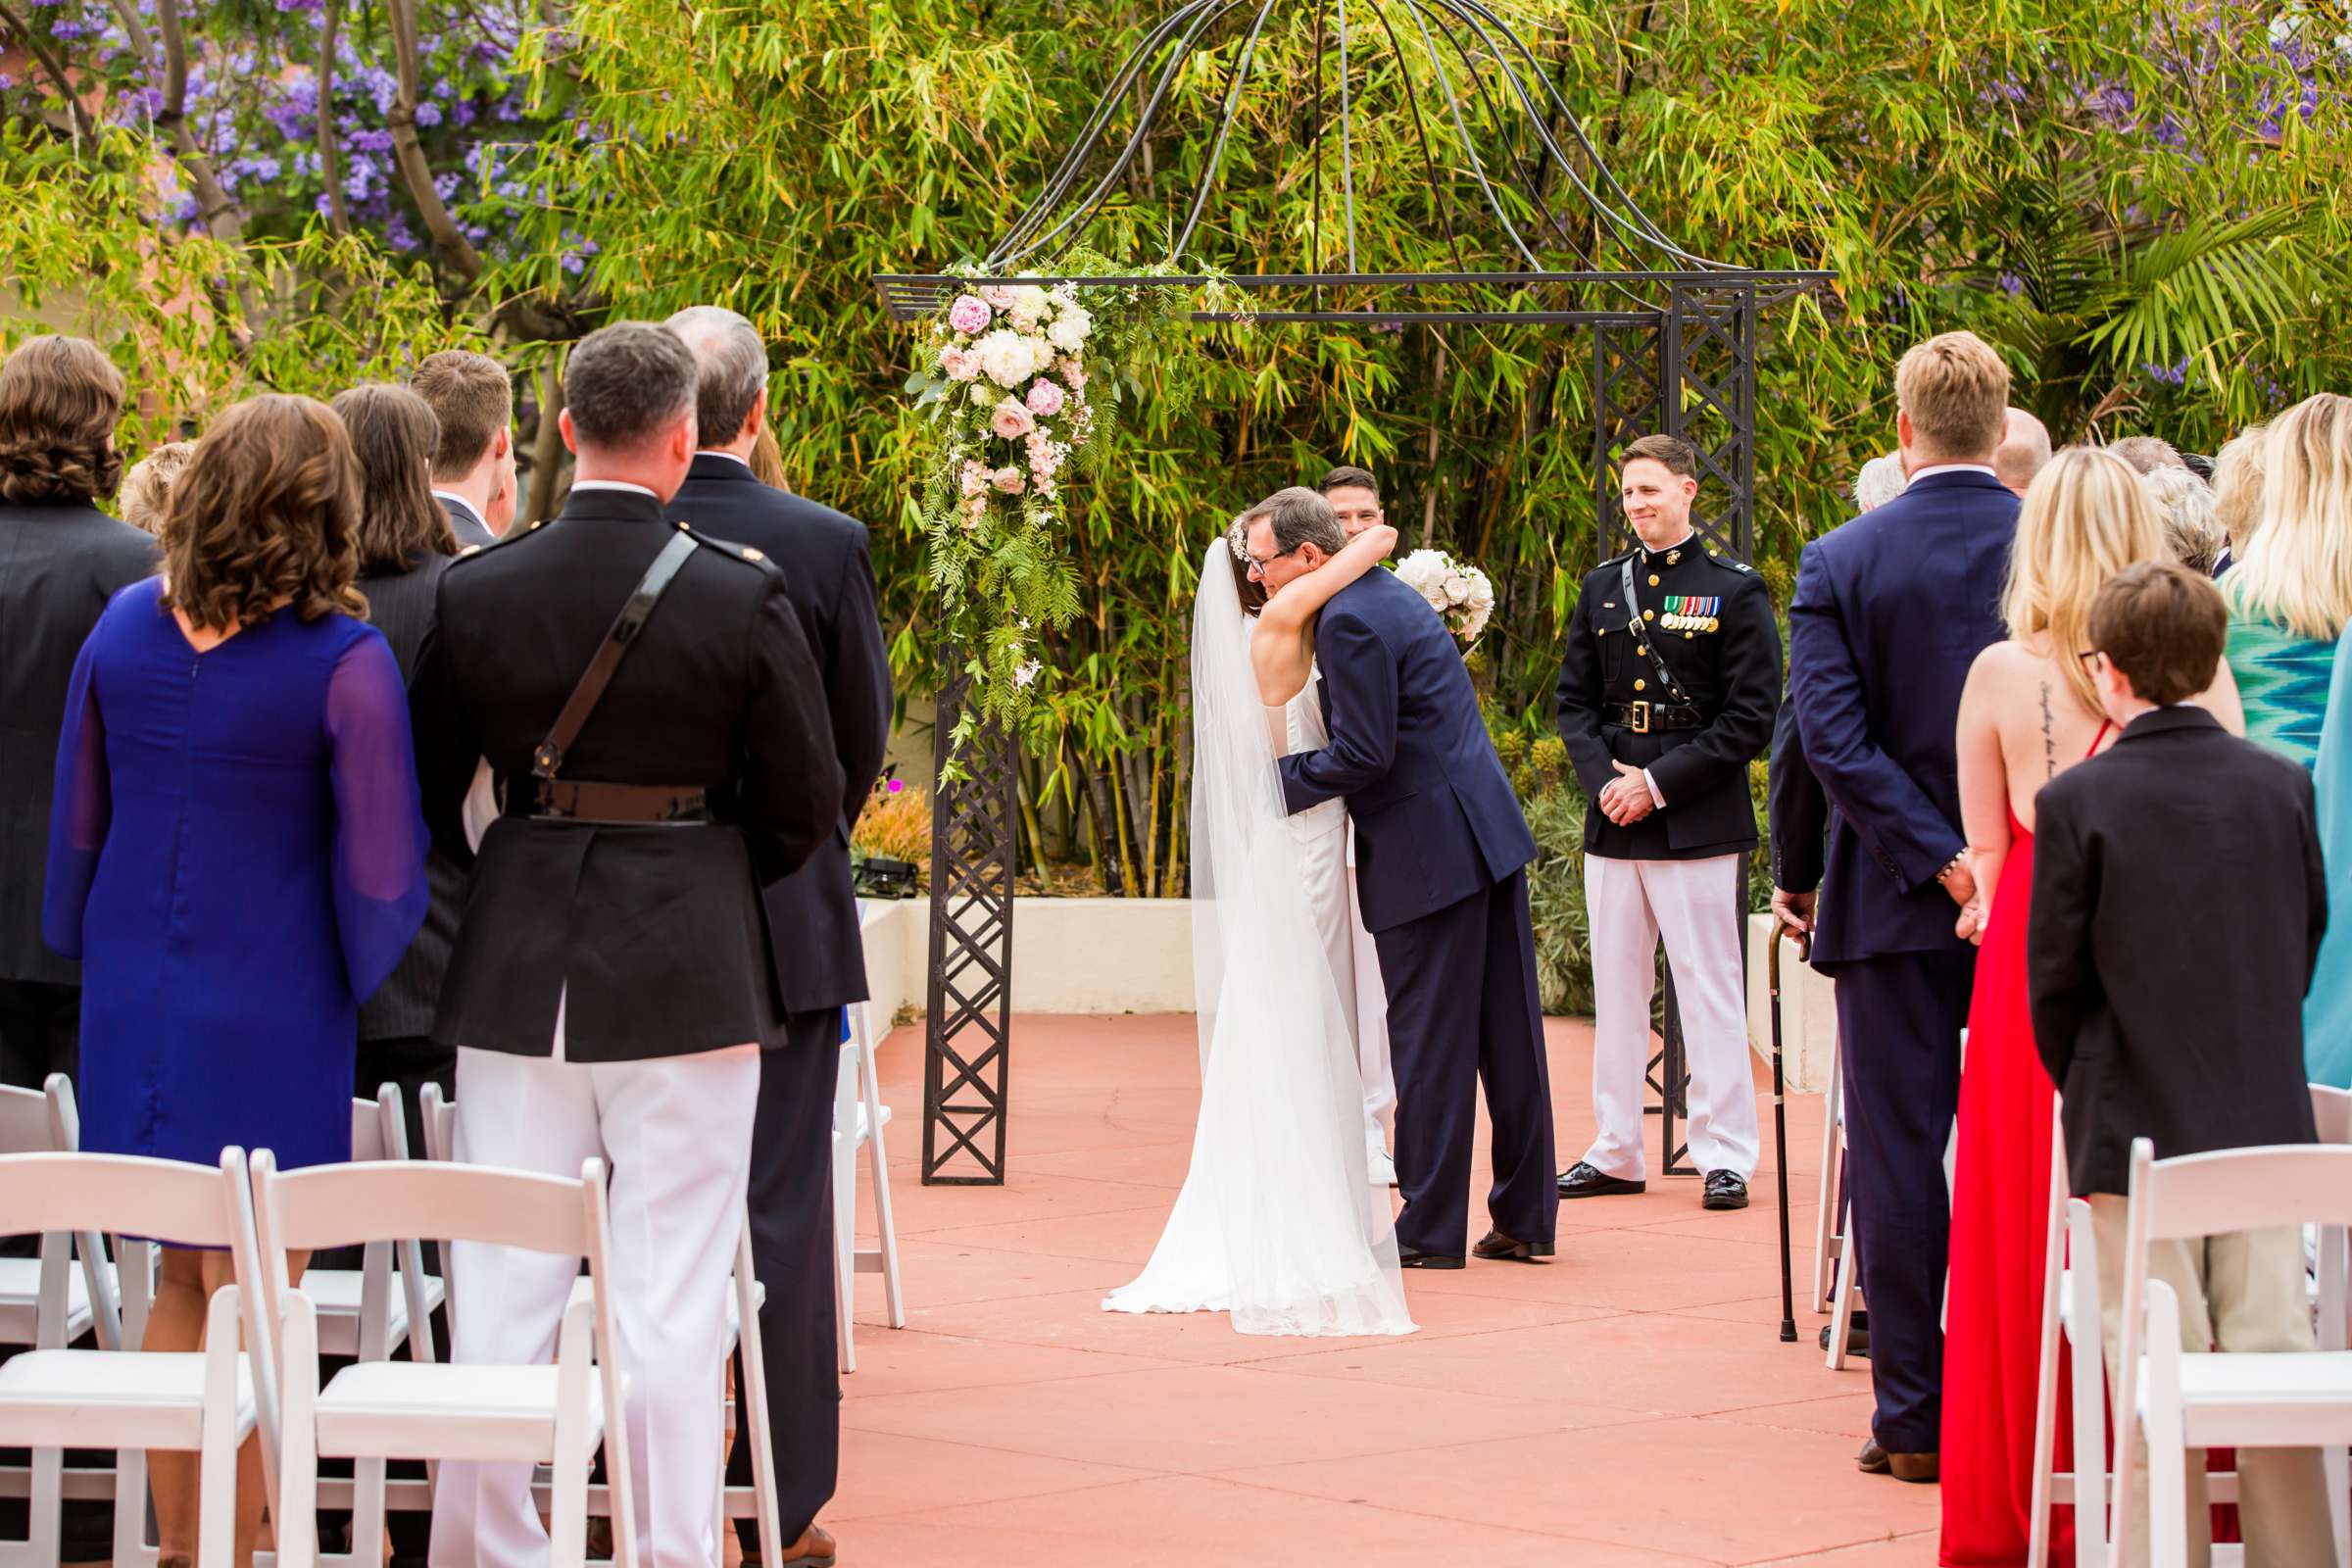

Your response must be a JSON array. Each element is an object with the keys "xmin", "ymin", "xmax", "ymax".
[{"xmin": 1247, "ymin": 487, "xmax": 1560, "ymax": 1267}]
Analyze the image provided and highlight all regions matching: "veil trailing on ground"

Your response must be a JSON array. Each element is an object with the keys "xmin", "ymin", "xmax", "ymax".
[{"xmin": 1102, "ymin": 544, "xmax": 1410, "ymax": 1337}]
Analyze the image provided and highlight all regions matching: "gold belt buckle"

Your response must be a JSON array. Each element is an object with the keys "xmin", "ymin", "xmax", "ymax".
[{"xmin": 1631, "ymin": 700, "xmax": 1651, "ymax": 734}]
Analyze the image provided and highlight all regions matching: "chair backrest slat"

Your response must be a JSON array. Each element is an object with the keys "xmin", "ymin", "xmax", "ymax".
[
  {"xmin": 0, "ymin": 1085, "xmax": 58, "ymax": 1155},
  {"xmin": 260, "ymin": 1157, "xmax": 591, "ymax": 1255},
  {"xmin": 2314, "ymin": 1086, "xmax": 2352, "ymax": 1147},
  {"xmin": 2139, "ymin": 1144, "xmax": 2352, "ymax": 1240},
  {"xmin": 349, "ymin": 1097, "xmax": 388, "ymax": 1163},
  {"xmin": 0, "ymin": 1152, "xmax": 237, "ymax": 1250}
]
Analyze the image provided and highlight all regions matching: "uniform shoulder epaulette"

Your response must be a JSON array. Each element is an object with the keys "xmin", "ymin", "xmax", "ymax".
[
  {"xmin": 675, "ymin": 521, "xmax": 783, "ymax": 576},
  {"xmin": 445, "ymin": 517, "xmax": 552, "ymax": 566},
  {"xmin": 1597, "ymin": 548, "xmax": 1635, "ymax": 570},
  {"xmin": 1701, "ymin": 549, "xmax": 1757, "ymax": 575}
]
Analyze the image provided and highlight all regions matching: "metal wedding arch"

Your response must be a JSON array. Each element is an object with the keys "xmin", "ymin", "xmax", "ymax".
[{"xmin": 876, "ymin": 0, "xmax": 1834, "ymax": 1185}]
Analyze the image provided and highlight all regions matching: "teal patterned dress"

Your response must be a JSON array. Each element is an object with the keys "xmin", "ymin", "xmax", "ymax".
[
  {"xmin": 2306, "ymin": 628, "xmax": 2352, "ymax": 1088},
  {"xmin": 2225, "ymin": 591, "xmax": 2339, "ymax": 771}
]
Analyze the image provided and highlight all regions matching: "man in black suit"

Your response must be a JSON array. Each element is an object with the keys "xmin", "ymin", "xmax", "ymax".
[
  {"xmin": 1554, "ymin": 433, "xmax": 1781, "ymax": 1212},
  {"xmin": 410, "ymin": 349, "xmax": 514, "ymax": 547},
  {"xmin": 412, "ymin": 322, "xmax": 842, "ymax": 1568},
  {"xmin": 663, "ymin": 306, "xmax": 892, "ymax": 1559},
  {"xmin": 0, "ymin": 337, "xmax": 157, "ymax": 1097},
  {"xmin": 2030, "ymin": 562, "xmax": 2332, "ymax": 1564}
]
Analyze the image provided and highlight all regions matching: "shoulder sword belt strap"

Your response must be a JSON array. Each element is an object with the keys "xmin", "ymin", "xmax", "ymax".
[
  {"xmin": 521, "ymin": 529, "xmax": 708, "ymax": 824},
  {"xmin": 1617, "ymin": 554, "xmax": 1692, "ymax": 736}
]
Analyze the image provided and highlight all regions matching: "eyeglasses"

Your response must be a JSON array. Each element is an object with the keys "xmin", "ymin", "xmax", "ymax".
[
  {"xmin": 1246, "ymin": 544, "xmax": 1296, "ymax": 578},
  {"xmin": 2078, "ymin": 649, "xmax": 2105, "ymax": 666}
]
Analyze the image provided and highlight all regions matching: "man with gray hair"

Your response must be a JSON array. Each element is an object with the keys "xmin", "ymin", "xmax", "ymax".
[
  {"xmin": 663, "ymin": 305, "xmax": 890, "ymax": 1566},
  {"xmin": 1853, "ymin": 452, "xmax": 1908, "ymax": 512},
  {"xmin": 1994, "ymin": 407, "xmax": 2053, "ymax": 497},
  {"xmin": 1252, "ymin": 487, "xmax": 1559, "ymax": 1268},
  {"xmin": 412, "ymin": 320, "xmax": 841, "ymax": 1568}
]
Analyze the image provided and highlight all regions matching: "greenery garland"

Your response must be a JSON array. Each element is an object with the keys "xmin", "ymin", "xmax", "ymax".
[{"xmin": 906, "ymin": 252, "xmax": 1216, "ymax": 740}]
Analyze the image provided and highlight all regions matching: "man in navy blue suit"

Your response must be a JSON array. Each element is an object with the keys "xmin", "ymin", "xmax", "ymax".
[
  {"xmin": 1254, "ymin": 487, "xmax": 1559, "ymax": 1268},
  {"xmin": 1778, "ymin": 330, "xmax": 2019, "ymax": 1483}
]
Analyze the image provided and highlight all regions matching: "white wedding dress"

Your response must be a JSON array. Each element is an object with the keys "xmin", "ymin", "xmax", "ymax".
[{"xmin": 1101, "ymin": 545, "xmax": 1414, "ymax": 1338}]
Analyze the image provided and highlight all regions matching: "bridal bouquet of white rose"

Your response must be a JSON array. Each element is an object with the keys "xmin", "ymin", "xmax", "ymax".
[{"xmin": 1392, "ymin": 548, "xmax": 1495, "ymax": 644}]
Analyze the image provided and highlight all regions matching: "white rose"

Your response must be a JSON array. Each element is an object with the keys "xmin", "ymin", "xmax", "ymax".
[
  {"xmin": 975, "ymin": 328, "xmax": 1039, "ymax": 390},
  {"xmin": 1047, "ymin": 307, "xmax": 1093, "ymax": 352},
  {"xmin": 1444, "ymin": 574, "xmax": 1471, "ymax": 605}
]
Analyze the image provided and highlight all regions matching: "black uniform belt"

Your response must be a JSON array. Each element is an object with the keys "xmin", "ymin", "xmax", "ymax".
[
  {"xmin": 517, "ymin": 779, "xmax": 711, "ymax": 824},
  {"xmin": 1605, "ymin": 700, "xmax": 1702, "ymax": 734}
]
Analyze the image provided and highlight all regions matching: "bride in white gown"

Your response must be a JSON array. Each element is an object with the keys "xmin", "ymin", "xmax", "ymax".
[{"xmin": 1102, "ymin": 520, "xmax": 1415, "ymax": 1338}]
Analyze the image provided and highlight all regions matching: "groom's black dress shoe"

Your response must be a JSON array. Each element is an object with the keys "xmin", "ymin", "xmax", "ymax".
[
  {"xmin": 1702, "ymin": 1170, "xmax": 1749, "ymax": 1210},
  {"xmin": 1557, "ymin": 1161, "xmax": 1644, "ymax": 1199},
  {"xmin": 1471, "ymin": 1228, "xmax": 1554, "ymax": 1263},
  {"xmin": 1396, "ymin": 1246, "xmax": 1465, "ymax": 1270}
]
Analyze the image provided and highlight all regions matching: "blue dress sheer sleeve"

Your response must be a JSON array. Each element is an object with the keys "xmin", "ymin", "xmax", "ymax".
[
  {"xmin": 326, "ymin": 630, "xmax": 431, "ymax": 1003},
  {"xmin": 40, "ymin": 631, "xmax": 111, "ymax": 961}
]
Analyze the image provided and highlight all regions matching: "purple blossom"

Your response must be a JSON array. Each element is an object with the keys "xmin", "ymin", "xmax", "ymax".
[
  {"xmin": 1996, "ymin": 271, "xmax": 2025, "ymax": 297},
  {"xmin": 47, "ymin": 20, "xmax": 86, "ymax": 37}
]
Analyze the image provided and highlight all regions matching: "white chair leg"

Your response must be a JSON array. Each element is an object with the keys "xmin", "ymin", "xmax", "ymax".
[
  {"xmin": 1811, "ymin": 1034, "xmax": 1843, "ymax": 1313},
  {"xmin": 24, "ymin": 1445, "xmax": 62, "ymax": 1568},
  {"xmin": 833, "ymin": 1044, "xmax": 858, "ymax": 1374},
  {"xmin": 735, "ymin": 1224, "xmax": 783, "ymax": 1565},
  {"xmin": 857, "ymin": 1002, "xmax": 906, "ymax": 1330},
  {"xmin": 198, "ymin": 1287, "xmax": 242, "ymax": 1568},
  {"xmin": 1826, "ymin": 1202, "xmax": 1859, "ymax": 1371},
  {"xmin": 111, "ymin": 1447, "xmax": 151, "ymax": 1568},
  {"xmin": 547, "ymin": 1410, "xmax": 591, "ymax": 1568},
  {"xmin": 2069, "ymin": 1218, "xmax": 2110, "ymax": 1568},
  {"xmin": 2028, "ymin": 1169, "xmax": 2066, "ymax": 1568},
  {"xmin": 2325, "ymin": 1446, "xmax": 2349, "ymax": 1568}
]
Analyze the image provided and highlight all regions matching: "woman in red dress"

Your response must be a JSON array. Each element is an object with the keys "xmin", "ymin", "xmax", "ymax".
[{"xmin": 1939, "ymin": 447, "xmax": 2243, "ymax": 1566}]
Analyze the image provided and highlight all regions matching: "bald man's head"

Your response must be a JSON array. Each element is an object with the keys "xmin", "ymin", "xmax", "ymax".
[{"xmin": 1993, "ymin": 407, "xmax": 2052, "ymax": 497}]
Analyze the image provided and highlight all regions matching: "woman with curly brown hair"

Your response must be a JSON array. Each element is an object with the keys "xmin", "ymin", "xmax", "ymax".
[
  {"xmin": 0, "ymin": 336, "xmax": 155, "ymax": 1125},
  {"xmin": 40, "ymin": 392, "xmax": 428, "ymax": 1566}
]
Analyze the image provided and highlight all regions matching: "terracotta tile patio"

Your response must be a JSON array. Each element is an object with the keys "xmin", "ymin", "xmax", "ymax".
[{"xmin": 836, "ymin": 1013, "xmax": 1939, "ymax": 1566}]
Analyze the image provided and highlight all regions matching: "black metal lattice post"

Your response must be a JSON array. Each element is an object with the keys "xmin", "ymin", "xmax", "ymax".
[
  {"xmin": 1664, "ymin": 280, "xmax": 1760, "ymax": 565},
  {"xmin": 922, "ymin": 666, "xmax": 1017, "ymax": 1185}
]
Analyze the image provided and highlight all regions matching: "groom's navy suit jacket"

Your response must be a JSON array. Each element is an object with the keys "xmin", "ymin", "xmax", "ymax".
[{"xmin": 1279, "ymin": 567, "xmax": 1536, "ymax": 933}]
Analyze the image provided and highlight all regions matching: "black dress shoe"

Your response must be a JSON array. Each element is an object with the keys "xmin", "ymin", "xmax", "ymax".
[
  {"xmin": 1556, "ymin": 1161, "xmax": 1644, "ymax": 1199},
  {"xmin": 1702, "ymin": 1170, "xmax": 1749, "ymax": 1210},
  {"xmin": 1820, "ymin": 1321, "xmax": 1870, "ymax": 1357},
  {"xmin": 1471, "ymin": 1228, "xmax": 1554, "ymax": 1263},
  {"xmin": 1856, "ymin": 1437, "xmax": 1938, "ymax": 1483},
  {"xmin": 1396, "ymin": 1245, "xmax": 1465, "ymax": 1269}
]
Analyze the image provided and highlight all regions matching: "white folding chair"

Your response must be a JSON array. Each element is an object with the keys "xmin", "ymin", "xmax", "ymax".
[
  {"xmin": 2308, "ymin": 1085, "xmax": 2352, "ymax": 1566},
  {"xmin": 833, "ymin": 993, "xmax": 905, "ymax": 1375},
  {"xmin": 247, "ymin": 1151, "xmax": 636, "ymax": 1568},
  {"xmin": 0, "ymin": 1151, "xmax": 256, "ymax": 1568},
  {"xmin": 413, "ymin": 1087, "xmax": 781, "ymax": 1561},
  {"xmin": 2029, "ymin": 1099, "xmax": 2117, "ymax": 1568},
  {"xmin": 2111, "ymin": 1139, "xmax": 2352, "ymax": 1568},
  {"xmin": 299, "ymin": 1090, "xmax": 443, "ymax": 1367}
]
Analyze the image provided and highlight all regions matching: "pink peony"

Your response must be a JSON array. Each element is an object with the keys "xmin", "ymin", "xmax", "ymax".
[
  {"xmin": 1024, "ymin": 378, "xmax": 1065, "ymax": 417},
  {"xmin": 989, "ymin": 398, "xmax": 1036, "ymax": 440},
  {"xmin": 947, "ymin": 294, "xmax": 992, "ymax": 334},
  {"xmin": 939, "ymin": 345, "xmax": 980, "ymax": 382},
  {"xmin": 992, "ymin": 466, "xmax": 1026, "ymax": 495}
]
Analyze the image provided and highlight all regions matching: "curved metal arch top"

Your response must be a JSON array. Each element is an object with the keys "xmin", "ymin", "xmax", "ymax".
[{"xmin": 974, "ymin": 0, "xmax": 1743, "ymax": 283}]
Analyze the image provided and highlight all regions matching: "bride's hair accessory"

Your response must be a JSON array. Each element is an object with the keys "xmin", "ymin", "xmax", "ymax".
[{"xmin": 1225, "ymin": 514, "xmax": 1252, "ymax": 565}]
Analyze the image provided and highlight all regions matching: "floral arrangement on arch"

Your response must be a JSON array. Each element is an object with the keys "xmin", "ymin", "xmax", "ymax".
[
  {"xmin": 907, "ymin": 256, "xmax": 1203, "ymax": 734},
  {"xmin": 1393, "ymin": 547, "xmax": 1496, "ymax": 644}
]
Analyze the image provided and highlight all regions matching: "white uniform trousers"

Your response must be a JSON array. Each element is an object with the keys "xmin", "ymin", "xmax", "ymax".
[
  {"xmin": 1582, "ymin": 852, "xmax": 1758, "ymax": 1182},
  {"xmin": 428, "ymin": 1038, "xmax": 760, "ymax": 1568},
  {"xmin": 1347, "ymin": 864, "xmax": 1396, "ymax": 1152}
]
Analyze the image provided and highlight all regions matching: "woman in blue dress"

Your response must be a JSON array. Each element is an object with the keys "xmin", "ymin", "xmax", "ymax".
[{"xmin": 42, "ymin": 392, "xmax": 428, "ymax": 1565}]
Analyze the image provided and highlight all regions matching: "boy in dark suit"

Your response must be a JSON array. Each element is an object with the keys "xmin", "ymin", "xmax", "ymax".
[{"xmin": 2030, "ymin": 562, "xmax": 2331, "ymax": 1568}]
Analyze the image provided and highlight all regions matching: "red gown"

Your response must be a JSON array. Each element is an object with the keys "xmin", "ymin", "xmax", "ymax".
[{"xmin": 1940, "ymin": 807, "xmax": 2074, "ymax": 1567}]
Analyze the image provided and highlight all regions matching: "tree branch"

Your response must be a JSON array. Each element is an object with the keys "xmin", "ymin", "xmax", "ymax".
[
  {"xmin": 0, "ymin": 0, "xmax": 98, "ymax": 144},
  {"xmin": 383, "ymin": 0, "xmax": 483, "ymax": 280},
  {"xmin": 316, "ymin": 0, "xmax": 351, "ymax": 233}
]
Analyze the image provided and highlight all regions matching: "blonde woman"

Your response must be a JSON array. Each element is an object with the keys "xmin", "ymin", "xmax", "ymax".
[
  {"xmin": 119, "ymin": 439, "xmax": 194, "ymax": 534},
  {"xmin": 2225, "ymin": 393, "xmax": 2352, "ymax": 769},
  {"xmin": 2211, "ymin": 422, "xmax": 2266, "ymax": 573},
  {"xmin": 1938, "ymin": 448, "xmax": 2241, "ymax": 1568}
]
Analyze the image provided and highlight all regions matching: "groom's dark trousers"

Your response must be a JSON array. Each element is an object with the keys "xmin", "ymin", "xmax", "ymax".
[
  {"xmin": 668, "ymin": 455, "xmax": 893, "ymax": 1545},
  {"xmin": 1281, "ymin": 567, "xmax": 1557, "ymax": 1258},
  {"xmin": 1782, "ymin": 467, "xmax": 2017, "ymax": 1455}
]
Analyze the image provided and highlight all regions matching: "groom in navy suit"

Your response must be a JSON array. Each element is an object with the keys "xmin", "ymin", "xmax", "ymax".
[
  {"xmin": 1249, "ymin": 487, "xmax": 1559, "ymax": 1267},
  {"xmin": 1777, "ymin": 331, "xmax": 2020, "ymax": 1482}
]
